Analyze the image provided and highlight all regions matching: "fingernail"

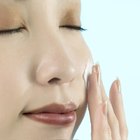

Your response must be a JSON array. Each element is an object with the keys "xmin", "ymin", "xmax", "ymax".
[
  {"xmin": 116, "ymin": 78, "xmax": 121, "ymax": 93},
  {"xmin": 93, "ymin": 64, "xmax": 101, "ymax": 85},
  {"xmin": 97, "ymin": 64, "xmax": 101, "ymax": 85},
  {"xmin": 102, "ymin": 100, "xmax": 108, "ymax": 116}
]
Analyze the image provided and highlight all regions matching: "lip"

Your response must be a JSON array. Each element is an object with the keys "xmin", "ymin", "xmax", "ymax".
[{"xmin": 23, "ymin": 103, "xmax": 77, "ymax": 125}]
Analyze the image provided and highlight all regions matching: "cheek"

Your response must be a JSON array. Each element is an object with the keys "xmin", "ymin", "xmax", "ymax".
[
  {"xmin": 63, "ymin": 33, "xmax": 93, "ymax": 70},
  {"xmin": 0, "ymin": 52, "xmax": 29, "ymax": 133},
  {"xmin": 66, "ymin": 34, "xmax": 93, "ymax": 87},
  {"xmin": 72, "ymin": 81, "xmax": 87, "ymax": 134},
  {"xmin": 62, "ymin": 33, "xmax": 93, "ymax": 99},
  {"xmin": 65, "ymin": 35, "xmax": 93, "ymax": 130}
]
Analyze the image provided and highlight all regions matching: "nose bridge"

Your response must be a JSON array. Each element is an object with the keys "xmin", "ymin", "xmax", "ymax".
[
  {"xmin": 36, "ymin": 30, "xmax": 72, "ymax": 63},
  {"xmin": 27, "ymin": 1, "xmax": 78, "ymax": 86},
  {"xmin": 34, "ymin": 34, "xmax": 77, "ymax": 86}
]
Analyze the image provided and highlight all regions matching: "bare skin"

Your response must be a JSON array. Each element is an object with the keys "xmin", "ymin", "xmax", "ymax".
[{"xmin": 0, "ymin": 0, "xmax": 128, "ymax": 139}]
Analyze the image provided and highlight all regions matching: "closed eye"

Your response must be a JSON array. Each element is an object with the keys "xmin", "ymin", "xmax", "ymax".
[
  {"xmin": 0, "ymin": 27, "xmax": 25, "ymax": 36},
  {"xmin": 60, "ymin": 25, "xmax": 87, "ymax": 31},
  {"xmin": 0, "ymin": 25, "xmax": 86, "ymax": 36}
]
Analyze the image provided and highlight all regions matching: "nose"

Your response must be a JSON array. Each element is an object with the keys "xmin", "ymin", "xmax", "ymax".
[
  {"xmin": 34, "ymin": 47, "xmax": 77, "ymax": 87},
  {"xmin": 36, "ymin": 61, "xmax": 76, "ymax": 86}
]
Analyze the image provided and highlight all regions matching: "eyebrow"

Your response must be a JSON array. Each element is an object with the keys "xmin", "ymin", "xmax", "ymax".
[
  {"xmin": 14, "ymin": 0, "xmax": 79, "ymax": 2},
  {"xmin": 14, "ymin": 0, "xmax": 27, "ymax": 2},
  {"xmin": 14, "ymin": 0, "xmax": 26, "ymax": 1}
]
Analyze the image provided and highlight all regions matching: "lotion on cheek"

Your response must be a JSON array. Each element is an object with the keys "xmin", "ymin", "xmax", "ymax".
[{"xmin": 83, "ymin": 59, "xmax": 94, "ymax": 90}]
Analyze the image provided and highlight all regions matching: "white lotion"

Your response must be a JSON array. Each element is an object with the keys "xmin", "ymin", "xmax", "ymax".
[{"xmin": 83, "ymin": 59, "xmax": 94, "ymax": 89}]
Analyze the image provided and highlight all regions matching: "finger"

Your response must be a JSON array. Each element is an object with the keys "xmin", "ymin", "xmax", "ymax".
[
  {"xmin": 97, "ymin": 65, "xmax": 107, "ymax": 101},
  {"xmin": 107, "ymin": 99, "xmax": 121, "ymax": 140},
  {"xmin": 96, "ymin": 66, "xmax": 121, "ymax": 140},
  {"xmin": 109, "ymin": 79, "xmax": 128, "ymax": 140},
  {"xmin": 100, "ymin": 77, "xmax": 121, "ymax": 139},
  {"xmin": 92, "ymin": 101, "xmax": 112, "ymax": 140},
  {"xmin": 87, "ymin": 64, "xmax": 102, "ymax": 125}
]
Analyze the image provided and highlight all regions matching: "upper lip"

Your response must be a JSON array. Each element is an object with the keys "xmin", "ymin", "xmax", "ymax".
[{"xmin": 23, "ymin": 102, "xmax": 77, "ymax": 114}]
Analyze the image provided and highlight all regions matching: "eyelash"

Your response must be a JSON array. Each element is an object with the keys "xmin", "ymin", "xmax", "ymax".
[
  {"xmin": 60, "ymin": 25, "xmax": 87, "ymax": 31},
  {"xmin": 0, "ymin": 27, "xmax": 25, "ymax": 36},
  {"xmin": 0, "ymin": 25, "xmax": 86, "ymax": 36}
]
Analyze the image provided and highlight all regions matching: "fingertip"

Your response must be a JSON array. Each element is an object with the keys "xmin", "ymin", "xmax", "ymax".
[
  {"xmin": 116, "ymin": 78, "xmax": 121, "ymax": 93},
  {"xmin": 87, "ymin": 65, "xmax": 99, "ymax": 94},
  {"xmin": 109, "ymin": 78, "xmax": 122, "ymax": 96}
]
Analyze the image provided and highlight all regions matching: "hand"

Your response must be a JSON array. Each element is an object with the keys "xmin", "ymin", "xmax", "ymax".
[{"xmin": 87, "ymin": 64, "xmax": 128, "ymax": 140}]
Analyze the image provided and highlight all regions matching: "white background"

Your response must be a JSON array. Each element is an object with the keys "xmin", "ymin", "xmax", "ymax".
[{"xmin": 74, "ymin": 0, "xmax": 140, "ymax": 140}]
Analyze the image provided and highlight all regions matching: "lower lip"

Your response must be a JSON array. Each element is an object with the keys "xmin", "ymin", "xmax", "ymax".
[{"xmin": 24, "ymin": 111, "xmax": 76, "ymax": 125}]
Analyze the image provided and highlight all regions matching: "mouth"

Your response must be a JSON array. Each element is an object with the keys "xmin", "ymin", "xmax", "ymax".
[{"xmin": 23, "ymin": 103, "xmax": 77, "ymax": 125}]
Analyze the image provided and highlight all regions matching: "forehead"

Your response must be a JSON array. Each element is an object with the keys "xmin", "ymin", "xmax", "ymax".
[
  {"xmin": 0, "ymin": 0, "xmax": 80, "ymax": 13},
  {"xmin": 15, "ymin": 0, "xmax": 80, "ymax": 7},
  {"xmin": 0, "ymin": 0, "xmax": 80, "ymax": 5}
]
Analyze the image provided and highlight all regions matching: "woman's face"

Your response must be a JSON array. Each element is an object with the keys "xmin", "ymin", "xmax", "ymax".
[{"xmin": 0, "ymin": 0, "xmax": 92, "ymax": 139}]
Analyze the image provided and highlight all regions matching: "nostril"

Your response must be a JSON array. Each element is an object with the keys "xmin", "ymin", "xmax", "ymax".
[{"xmin": 48, "ymin": 78, "xmax": 61, "ymax": 84}]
